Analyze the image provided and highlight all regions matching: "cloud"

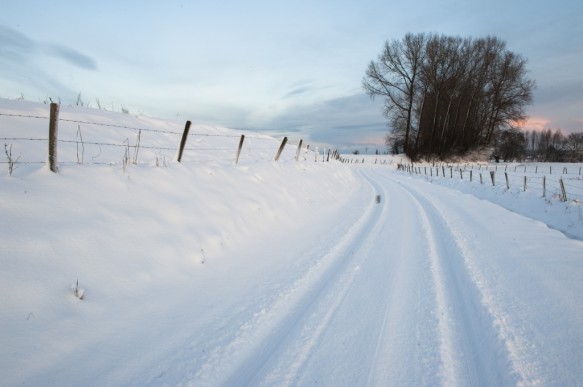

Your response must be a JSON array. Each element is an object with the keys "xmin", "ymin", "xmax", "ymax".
[
  {"xmin": 0, "ymin": 25, "xmax": 98, "ymax": 101},
  {"xmin": 281, "ymin": 86, "xmax": 312, "ymax": 99},
  {"xmin": 0, "ymin": 25, "xmax": 97, "ymax": 71},
  {"xmin": 45, "ymin": 44, "xmax": 98, "ymax": 71},
  {"xmin": 260, "ymin": 92, "xmax": 388, "ymax": 148},
  {"xmin": 519, "ymin": 116, "xmax": 552, "ymax": 132},
  {"xmin": 0, "ymin": 25, "xmax": 36, "ymax": 60},
  {"xmin": 534, "ymin": 80, "xmax": 583, "ymax": 105}
]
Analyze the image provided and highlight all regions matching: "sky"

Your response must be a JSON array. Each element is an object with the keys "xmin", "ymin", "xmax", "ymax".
[{"xmin": 1, "ymin": 0, "xmax": 582, "ymax": 152}]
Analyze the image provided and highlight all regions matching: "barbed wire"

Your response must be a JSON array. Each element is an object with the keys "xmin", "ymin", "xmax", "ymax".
[
  {"xmin": 1, "ymin": 137, "xmax": 47, "ymax": 141},
  {"xmin": 0, "ymin": 112, "xmax": 49, "ymax": 120},
  {"xmin": 59, "ymin": 118, "xmax": 183, "ymax": 135},
  {"xmin": 0, "ymin": 161, "xmax": 45, "ymax": 164},
  {"xmin": 399, "ymin": 165, "xmax": 583, "ymax": 202},
  {"xmin": 2, "ymin": 112, "xmax": 293, "ymax": 142}
]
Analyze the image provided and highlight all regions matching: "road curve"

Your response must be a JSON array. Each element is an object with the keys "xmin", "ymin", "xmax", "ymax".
[{"xmin": 173, "ymin": 167, "xmax": 583, "ymax": 386}]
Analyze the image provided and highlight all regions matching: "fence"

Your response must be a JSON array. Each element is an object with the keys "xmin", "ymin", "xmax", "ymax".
[
  {"xmin": 397, "ymin": 162, "xmax": 583, "ymax": 203},
  {"xmin": 1, "ymin": 103, "xmax": 341, "ymax": 174},
  {"xmin": 337, "ymin": 157, "xmax": 394, "ymax": 165}
]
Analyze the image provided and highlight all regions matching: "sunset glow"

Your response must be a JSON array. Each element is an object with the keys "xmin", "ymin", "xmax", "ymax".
[{"xmin": 518, "ymin": 117, "xmax": 553, "ymax": 132}]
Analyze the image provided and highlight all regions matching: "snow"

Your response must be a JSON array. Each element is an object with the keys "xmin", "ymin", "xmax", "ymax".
[{"xmin": 1, "ymin": 98, "xmax": 583, "ymax": 386}]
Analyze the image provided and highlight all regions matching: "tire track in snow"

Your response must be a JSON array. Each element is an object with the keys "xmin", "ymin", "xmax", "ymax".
[
  {"xmin": 408, "ymin": 186, "xmax": 474, "ymax": 385},
  {"xmin": 367, "ymin": 169, "xmax": 518, "ymax": 385},
  {"xmin": 188, "ymin": 174, "xmax": 388, "ymax": 386},
  {"xmin": 258, "ymin": 170, "xmax": 406, "ymax": 386},
  {"xmin": 393, "ymin": 173, "xmax": 544, "ymax": 385},
  {"xmin": 360, "ymin": 169, "xmax": 441, "ymax": 386},
  {"xmin": 365, "ymin": 169, "xmax": 462, "ymax": 385}
]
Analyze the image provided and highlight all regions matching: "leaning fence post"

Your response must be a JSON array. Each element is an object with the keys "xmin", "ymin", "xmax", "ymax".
[
  {"xmin": 177, "ymin": 120, "xmax": 191, "ymax": 162},
  {"xmin": 559, "ymin": 178, "xmax": 567, "ymax": 202},
  {"xmin": 490, "ymin": 171, "xmax": 495, "ymax": 186},
  {"xmin": 48, "ymin": 102, "xmax": 59, "ymax": 173},
  {"xmin": 295, "ymin": 139, "xmax": 303, "ymax": 161},
  {"xmin": 274, "ymin": 137, "xmax": 288, "ymax": 161},
  {"xmin": 234, "ymin": 134, "xmax": 245, "ymax": 164},
  {"xmin": 505, "ymin": 172, "xmax": 509, "ymax": 189}
]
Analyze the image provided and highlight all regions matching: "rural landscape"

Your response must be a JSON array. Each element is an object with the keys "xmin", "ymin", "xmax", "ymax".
[
  {"xmin": 1, "ymin": 96, "xmax": 582, "ymax": 385},
  {"xmin": 2, "ymin": 1, "xmax": 583, "ymax": 386}
]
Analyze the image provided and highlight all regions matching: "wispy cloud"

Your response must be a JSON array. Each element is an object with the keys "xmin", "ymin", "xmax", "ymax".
[
  {"xmin": 260, "ymin": 92, "xmax": 387, "ymax": 148},
  {"xmin": 0, "ymin": 25, "xmax": 98, "ymax": 100},
  {"xmin": 44, "ymin": 44, "xmax": 98, "ymax": 71},
  {"xmin": 281, "ymin": 86, "xmax": 312, "ymax": 99},
  {"xmin": 0, "ymin": 25, "xmax": 35, "ymax": 60},
  {"xmin": 534, "ymin": 80, "xmax": 583, "ymax": 105},
  {"xmin": 0, "ymin": 25, "xmax": 97, "ymax": 70}
]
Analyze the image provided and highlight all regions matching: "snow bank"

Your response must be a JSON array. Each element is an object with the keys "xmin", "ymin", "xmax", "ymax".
[{"xmin": 0, "ymin": 99, "xmax": 360, "ymax": 385}]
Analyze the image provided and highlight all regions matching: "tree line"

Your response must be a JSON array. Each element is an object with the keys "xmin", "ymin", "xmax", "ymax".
[
  {"xmin": 496, "ymin": 128, "xmax": 583, "ymax": 162},
  {"xmin": 363, "ymin": 33, "xmax": 535, "ymax": 161}
]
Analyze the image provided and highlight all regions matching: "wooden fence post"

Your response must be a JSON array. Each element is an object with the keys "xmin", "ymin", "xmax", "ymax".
[
  {"xmin": 274, "ymin": 137, "xmax": 288, "ymax": 161},
  {"xmin": 490, "ymin": 171, "xmax": 495, "ymax": 186},
  {"xmin": 177, "ymin": 120, "xmax": 191, "ymax": 162},
  {"xmin": 505, "ymin": 172, "xmax": 509, "ymax": 189},
  {"xmin": 295, "ymin": 139, "xmax": 303, "ymax": 161},
  {"xmin": 559, "ymin": 178, "xmax": 567, "ymax": 202},
  {"xmin": 543, "ymin": 175, "xmax": 546, "ymax": 198},
  {"xmin": 524, "ymin": 176, "xmax": 527, "ymax": 192},
  {"xmin": 48, "ymin": 102, "xmax": 59, "ymax": 173},
  {"xmin": 234, "ymin": 134, "xmax": 245, "ymax": 164}
]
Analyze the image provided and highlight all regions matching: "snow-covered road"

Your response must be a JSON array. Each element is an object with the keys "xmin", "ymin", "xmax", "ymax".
[
  {"xmin": 3, "ymin": 166, "xmax": 583, "ymax": 386},
  {"xmin": 3, "ymin": 99, "xmax": 583, "ymax": 386},
  {"xmin": 145, "ymin": 168, "xmax": 583, "ymax": 386}
]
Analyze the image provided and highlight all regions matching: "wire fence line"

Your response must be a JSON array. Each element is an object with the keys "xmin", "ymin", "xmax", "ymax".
[
  {"xmin": 1, "ymin": 104, "xmax": 336, "ymax": 170},
  {"xmin": 397, "ymin": 163, "xmax": 583, "ymax": 203},
  {"xmin": 0, "ymin": 111, "xmax": 290, "ymax": 140}
]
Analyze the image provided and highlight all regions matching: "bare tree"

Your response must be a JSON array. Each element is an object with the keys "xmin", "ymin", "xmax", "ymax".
[
  {"xmin": 364, "ymin": 33, "xmax": 535, "ymax": 160},
  {"xmin": 565, "ymin": 132, "xmax": 583, "ymax": 161},
  {"xmin": 363, "ymin": 33, "xmax": 426, "ymax": 155}
]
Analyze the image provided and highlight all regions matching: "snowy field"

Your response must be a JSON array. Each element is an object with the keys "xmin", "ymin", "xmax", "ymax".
[{"xmin": 1, "ymin": 99, "xmax": 583, "ymax": 386}]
